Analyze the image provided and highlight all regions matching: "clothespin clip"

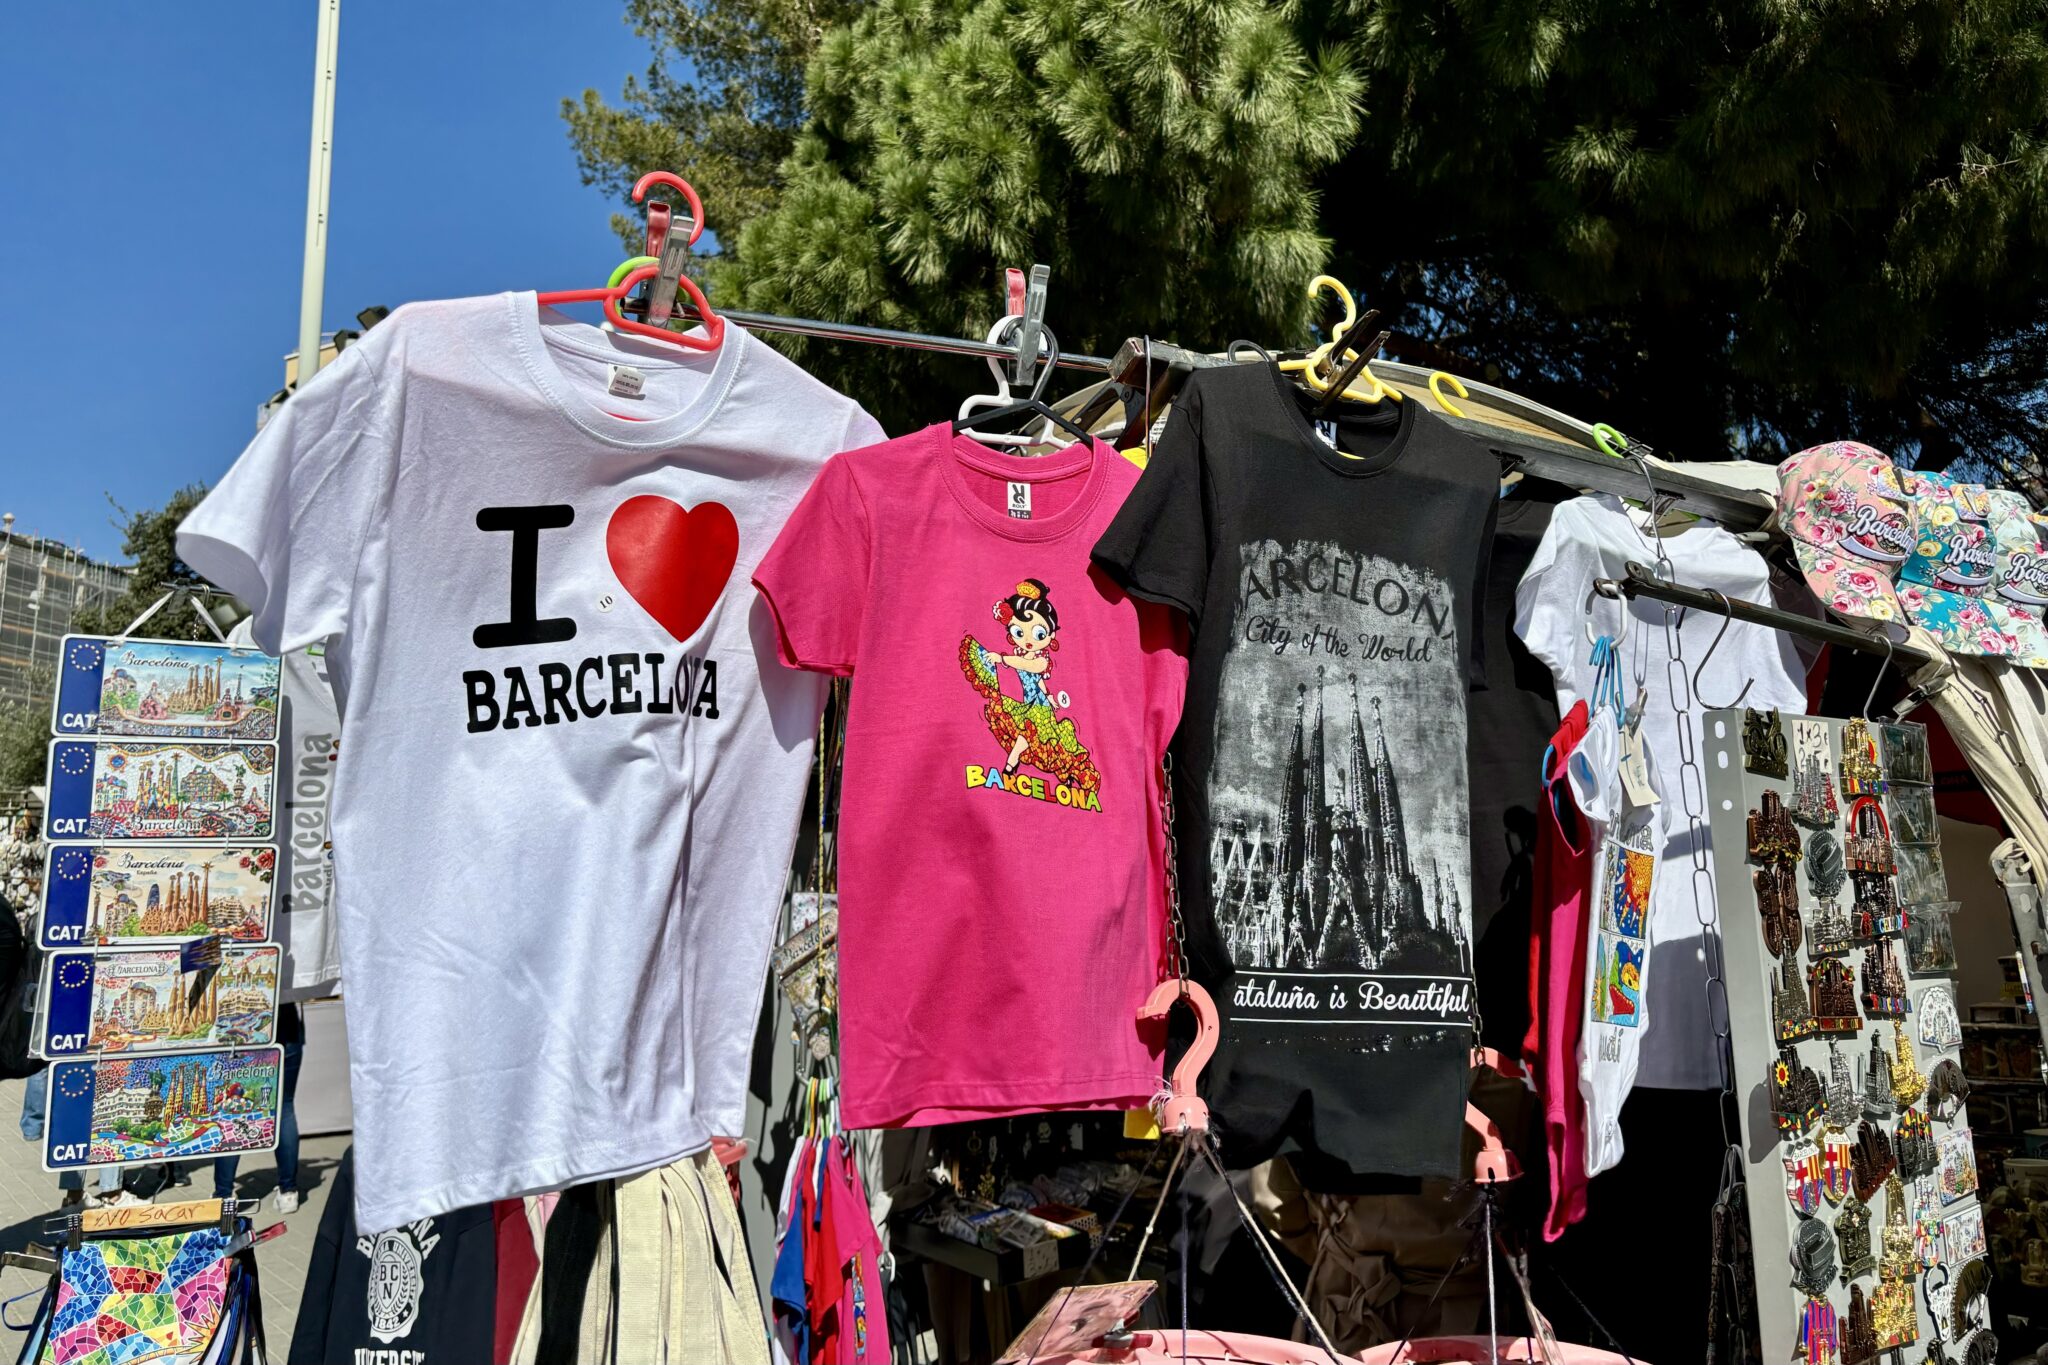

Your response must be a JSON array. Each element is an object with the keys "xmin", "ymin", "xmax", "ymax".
[
  {"xmin": 631, "ymin": 172, "xmax": 704, "ymax": 327},
  {"xmin": 1005, "ymin": 264, "xmax": 1050, "ymax": 389}
]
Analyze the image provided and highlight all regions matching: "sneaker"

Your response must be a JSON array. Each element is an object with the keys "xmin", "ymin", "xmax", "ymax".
[
  {"xmin": 271, "ymin": 1188, "xmax": 301, "ymax": 1215},
  {"xmin": 87, "ymin": 1190, "xmax": 150, "ymax": 1210}
]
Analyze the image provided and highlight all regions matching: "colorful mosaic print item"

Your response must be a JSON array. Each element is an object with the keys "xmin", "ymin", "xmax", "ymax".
[{"xmin": 41, "ymin": 1227, "xmax": 231, "ymax": 1365}]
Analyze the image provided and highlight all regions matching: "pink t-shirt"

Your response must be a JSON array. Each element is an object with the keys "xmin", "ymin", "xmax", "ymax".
[{"xmin": 755, "ymin": 425, "xmax": 1187, "ymax": 1128}]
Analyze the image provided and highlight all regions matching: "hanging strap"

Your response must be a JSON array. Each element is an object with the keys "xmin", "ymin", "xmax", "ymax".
[{"xmin": 112, "ymin": 588, "xmax": 231, "ymax": 645}]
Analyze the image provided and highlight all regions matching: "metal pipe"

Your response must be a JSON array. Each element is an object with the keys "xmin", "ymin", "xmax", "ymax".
[
  {"xmin": 295, "ymin": 0, "xmax": 341, "ymax": 385},
  {"xmin": 1603, "ymin": 562, "xmax": 1938, "ymax": 669},
  {"xmin": 656, "ymin": 302, "xmax": 1113, "ymax": 372}
]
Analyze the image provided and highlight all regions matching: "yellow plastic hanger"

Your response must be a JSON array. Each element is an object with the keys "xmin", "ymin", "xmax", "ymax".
[
  {"xmin": 1429, "ymin": 371, "xmax": 1469, "ymax": 418},
  {"xmin": 1276, "ymin": 275, "xmax": 1400, "ymax": 404}
]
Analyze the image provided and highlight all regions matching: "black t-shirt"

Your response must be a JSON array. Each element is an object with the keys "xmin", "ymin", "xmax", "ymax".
[
  {"xmin": 1094, "ymin": 362, "xmax": 1499, "ymax": 1179},
  {"xmin": 1467, "ymin": 482, "xmax": 1570, "ymax": 1054}
]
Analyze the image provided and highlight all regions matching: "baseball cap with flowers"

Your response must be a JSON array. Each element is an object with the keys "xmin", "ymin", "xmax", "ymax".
[
  {"xmin": 1775, "ymin": 442, "xmax": 1914, "ymax": 625},
  {"xmin": 1896, "ymin": 471, "xmax": 2011, "ymax": 657},
  {"xmin": 1987, "ymin": 488, "xmax": 2048, "ymax": 667}
]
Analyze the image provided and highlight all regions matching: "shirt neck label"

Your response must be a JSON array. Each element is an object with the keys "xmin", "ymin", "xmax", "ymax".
[{"xmin": 1007, "ymin": 481, "xmax": 1032, "ymax": 520}]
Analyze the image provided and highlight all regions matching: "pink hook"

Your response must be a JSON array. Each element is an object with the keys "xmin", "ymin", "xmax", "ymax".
[
  {"xmin": 1136, "ymin": 980, "xmax": 1218, "ymax": 1136},
  {"xmin": 632, "ymin": 172, "xmax": 706, "ymax": 247}
]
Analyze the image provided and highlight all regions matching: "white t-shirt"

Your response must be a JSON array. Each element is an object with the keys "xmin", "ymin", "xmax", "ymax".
[
  {"xmin": 228, "ymin": 618, "xmax": 343, "ymax": 1002},
  {"xmin": 1516, "ymin": 495, "xmax": 1809, "ymax": 1090},
  {"xmin": 179, "ymin": 293, "xmax": 882, "ymax": 1232}
]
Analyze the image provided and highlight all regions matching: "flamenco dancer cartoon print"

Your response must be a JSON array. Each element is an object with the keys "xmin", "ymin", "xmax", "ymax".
[{"xmin": 958, "ymin": 578, "xmax": 1102, "ymax": 799}]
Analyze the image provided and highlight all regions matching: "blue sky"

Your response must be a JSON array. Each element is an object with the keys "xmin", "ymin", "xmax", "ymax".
[{"xmin": 0, "ymin": 3, "xmax": 660, "ymax": 562}]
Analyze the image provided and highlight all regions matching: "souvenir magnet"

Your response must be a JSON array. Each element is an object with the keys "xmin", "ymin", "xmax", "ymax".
[
  {"xmin": 37, "ymin": 844, "xmax": 276, "ymax": 949},
  {"xmin": 1774, "ymin": 1047, "xmax": 1826, "ymax": 1136},
  {"xmin": 1744, "ymin": 707, "xmax": 1789, "ymax": 778},
  {"xmin": 1793, "ymin": 1214, "xmax": 1840, "ymax": 1297},
  {"xmin": 1917, "ymin": 985, "xmax": 1962, "ymax": 1050},
  {"xmin": 1890, "ymin": 1026, "xmax": 1927, "ymax": 1107},
  {"xmin": 1937, "ymin": 1130, "xmax": 1977, "ymax": 1205},
  {"xmin": 1775, "ymin": 958, "xmax": 1818, "ymax": 1042},
  {"xmin": 1786, "ymin": 1139, "xmax": 1826, "ymax": 1216},
  {"xmin": 1837, "ymin": 1196, "xmax": 1877, "ymax": 1282},
  {"xmin": 1863, "ymin": 941, "xmax": 1912, "ymax": 1019},
  {"xmin": 1841, "ymin": 717, "xmax": 1888, "ymax": 797},
  {"xmin": 1851, "ymin": 1120, "xmax": 1898, "ymax": 1203},
  {"xmin": 1824, "ymin": 1131, "xmax": 1855, "ymax": 1204},
  {"xmin": 52, "ymin": 635, "xmax": 280, "ymax": 742},
  {"xmin": 1758, "ymin": 861, "xmax": 1804, "ymax": 960},
  {"xmin": 1863, "ymin": 1032, "xmax": 1897, "ymax": 1119},
  {"xmin": 1748, "ymin": 789, "xmax": 1802, "ymax": 865},
  {"xmin": 45, "ymin": 739, "xmax": 277, "ymax": 842},
  {"xmin": 1942, "ymin": 1207, "xmax": 1987, "ymax": 1265},
  {"xmin": 1792, "ymin": 718, "xmax": 1841, "ymax": 828},
  {"xmin": 1927, "ymin": 1059, "xmax": 1970, "ymax": 1123},
  {"xmin": 1825, "ymin": 1040, "xmax": 1862, "ymax": 1132},
  {"xmin": 1810, "ymin": 959, "xmax": 1863, "ymax": 1035},
  {"xmin": 43, "ymin": 1047, "xmax": 283, "ymax": 1170},
  {"xmin": 1799, "ymin": 1297, "xmax": 1840, "ymax": 1365},
  {"xmin": 1841, "ymin": 1284, "xmax": 1878, "ymax": 1363},
  {"xmin": 1896, "ymin": 1107, "xmax": 1937, "ymax": 1182},
  {"xmin": 1873, "ymin": 1278, "xmax": 1919, "ymax": 1349}
]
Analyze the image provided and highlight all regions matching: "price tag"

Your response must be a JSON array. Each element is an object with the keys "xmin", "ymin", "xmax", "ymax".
[
  {"xmin": 1619, "ymin": 711, "xmax": 1659, "ymax": 810},
  {"xmin": 1021, "ymin": 1239, "xmax": 1058, "ymax": 1280}
]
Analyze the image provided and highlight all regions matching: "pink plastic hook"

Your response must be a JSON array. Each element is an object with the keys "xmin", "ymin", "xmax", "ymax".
[
  {"xmin": 1136, "ymin": 980, "xmax": 1219, "ymax": 1136},
  {"xmin": 632, "ymin": 171, "xmax": 706, "ymax": 247},
  {"xmin": 535, "ymin": 262, "xmax": 726, "ymax": 352}
]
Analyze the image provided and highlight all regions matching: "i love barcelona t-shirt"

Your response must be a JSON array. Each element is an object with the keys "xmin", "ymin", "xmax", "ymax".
[
  {"xmin": 754, "ymin": 427, "xmax": 1187, "ymax": 1128},
  {"xmin": 178, "ymin": 293, "xmax": 881, "ymax": 1232}
]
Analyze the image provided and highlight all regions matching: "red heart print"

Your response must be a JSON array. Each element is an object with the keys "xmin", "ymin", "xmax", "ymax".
[{"xmin": 605, "ymin": 495, "xmax": 740, "ymax": 643}]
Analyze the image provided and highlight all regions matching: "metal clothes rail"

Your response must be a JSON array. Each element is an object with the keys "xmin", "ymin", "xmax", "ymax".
[{"xmin": 1598, "ymin": 562, "xmax": 1939, "ymax": 670}]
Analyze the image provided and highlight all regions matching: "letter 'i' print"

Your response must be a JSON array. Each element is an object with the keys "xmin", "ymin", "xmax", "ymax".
[{"xmin": 1212, "ymin": 540, "xmax": 1473, "ymax": 1039}]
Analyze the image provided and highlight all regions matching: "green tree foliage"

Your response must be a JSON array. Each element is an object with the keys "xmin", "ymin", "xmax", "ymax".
[
  {"xmin": 71, "ymin": 486, "xmax": 220, "ymax": 642},
  {"xmin": 0, "ymin": 675, "xmax": 52, "ymax": 794},
  {"xmin": 568, "ymin": 0, "xmax": 2048, "ymax": 486}
]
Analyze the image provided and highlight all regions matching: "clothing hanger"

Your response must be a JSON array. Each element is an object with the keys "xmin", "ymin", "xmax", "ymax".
[
  {"xmin": 957, "ymin": 318, "xmax": 1044, "ymax": 447},
  {"xmin": 1275, "ymin": 275, "xmax": 1401, "ymax": 407},
  {"xmin": 952, "ymin": 322, "xmax": 1094, "ymax": 446},
  {"xmin": 1429, "ymin": 371, "xmax": 1469, "ymax": 418},
  {"xmin": 535, "ymin": 172, "xmax": 726, "ymax": 351}
]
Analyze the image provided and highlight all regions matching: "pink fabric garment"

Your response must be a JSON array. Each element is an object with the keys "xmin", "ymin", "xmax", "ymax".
[
  {"xmin": 1532, "ymin": 700, "xmax": 1594, "ymax": 1241},
  {"xmin": 756, "ymin": 427, "xmax": 1187, "ymax": 1128},
  {"xmin": 825, "ymin": 1140, "xmax": 891, "ymax": 1365}
]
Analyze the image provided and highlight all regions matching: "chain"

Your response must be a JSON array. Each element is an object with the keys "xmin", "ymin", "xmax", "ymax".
[
  {"xmin": 1625, "ymin": 449, "xmax": 1746, "ymax": 1352},
  {"xmin": 1160, "ymin": 752, "xmax": 1188, "ymax": 988}
]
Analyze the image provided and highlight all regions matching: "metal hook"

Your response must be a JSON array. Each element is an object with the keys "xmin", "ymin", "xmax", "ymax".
[
  {"xmin": 1863, "ymin": 627, "xmax": 1899, "ymax": 722},
  {"xmin": 1692, "ymin": 589, "xmax": 1756, "ymax": 708}
]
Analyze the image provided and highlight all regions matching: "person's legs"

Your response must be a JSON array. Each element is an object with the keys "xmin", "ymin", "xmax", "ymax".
[
  {"xmin": 94, "ymin": 1167, "xmax": 121, "ymax": 1195},
  {"xmin": 19, "ymin": 1068, "xmax": 45, "ymax": 1141},
  {"xmin": 212, "ymin": 1157, "xmax": 240, "ymax": 1202},
  {"xmin": 275, "ymin": 1040, "xmax": 304, "ymax": 1193}
]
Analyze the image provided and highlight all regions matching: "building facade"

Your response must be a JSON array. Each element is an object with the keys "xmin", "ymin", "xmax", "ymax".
[{"xmin": 0, "ymin": 516, "xmax": 133, "ymax": 707}]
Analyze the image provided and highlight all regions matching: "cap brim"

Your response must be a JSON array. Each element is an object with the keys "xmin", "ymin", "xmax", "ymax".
[
  {"xmin": 1787, "ymin": 534, "xmax": 1908, "ymax": 627},
  {"xmin": 1899, "ymin": 583, "xmax": 2013, "ymax": 656}
]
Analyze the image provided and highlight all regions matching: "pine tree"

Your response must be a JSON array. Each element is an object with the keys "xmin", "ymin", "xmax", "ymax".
[{"xmin": 567, "ymin": 0, "xmax": 2048, "ymax": 486}]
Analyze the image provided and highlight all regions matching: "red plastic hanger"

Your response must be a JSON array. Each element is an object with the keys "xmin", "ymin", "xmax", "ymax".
[{"xmin": 536, "ymin": 172, "xmax": 725, "ymax": 352}]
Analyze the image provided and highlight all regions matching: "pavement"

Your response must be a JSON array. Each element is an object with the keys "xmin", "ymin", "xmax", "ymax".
[{"xmin": 0, "ymin": 1071, "xmax": 350, "ymax": 1356}]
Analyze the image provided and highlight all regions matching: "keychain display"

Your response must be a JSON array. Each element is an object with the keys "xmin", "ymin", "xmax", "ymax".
[
  {"xmin": 1906, "ymin": 903, "xmax": 1959, "ymax": 977},
  {"xmin": 1896, "ymin": 844, "xmax": 1950, "ymax": 905},
  {"xmin": 1841, "ymin": 717, "xmax": 1888, "ymax": 797},
  {"xmin": 1878, "ymin": 722, "xmax": 1934, "ymax": 787},
  {"xmin": 1810, "ymin": 959, "xmax": 1863, "ymax": 1034},
  {"xmin": 1792, "ymin": 718, "xmax": 1841, "ymax": 828},
  {"xmin": 1887, "ymin": 785, "xmax": 1940, "ymax": 846},
  {"xmin": 1745, "ymin": 707, "xmax": 1789, "ymax": 777}
]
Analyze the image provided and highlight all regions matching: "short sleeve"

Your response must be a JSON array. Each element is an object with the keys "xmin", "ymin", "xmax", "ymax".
[
  {"xmin": 1514, "ymin": 500, "xmax": 1597, "ymax": 697},
  {"xmin": 177, "ymin": 338, "xmax": 395, "ymax": 656},
  {"xmin": 1091, "ymin": 380, "xmax": 1211, "ymax": 625},
  {"xmin": 754, "ymin": 454, "xmax": 872, "ymax": 675}
]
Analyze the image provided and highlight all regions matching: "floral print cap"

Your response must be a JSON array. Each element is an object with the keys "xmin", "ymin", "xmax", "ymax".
[
  {"xmin": 1896, "ymin": 471, "xmax": 2012, "ymax": 656},
  {"xmin": 1987, "ymin": 489, "xmax": 2048, "ymax": 666},
  {"xmin": 1776, "ymin": 442, "xmax": 1912, "ymax": 626}
]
